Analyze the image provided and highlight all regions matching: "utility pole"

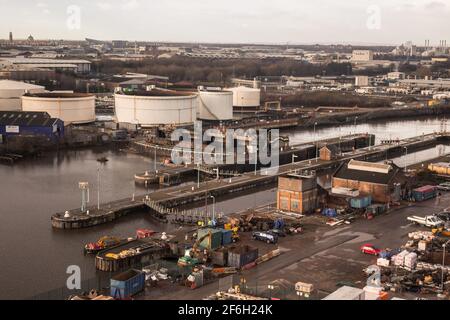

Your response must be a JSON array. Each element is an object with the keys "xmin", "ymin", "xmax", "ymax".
[
  {"xmin": 97, "ymin": 165, "xmax": 100, "ymax": 210},
  {"xmin": 314, "ymin": 122, "xmax": 318, "ymax": 163}
]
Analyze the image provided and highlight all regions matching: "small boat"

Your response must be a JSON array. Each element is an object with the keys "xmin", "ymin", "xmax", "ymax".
[
  {"xmin": 97, "ymin": 157, "xmax": 109, "ymax": 164},
  {"xmin": 84, "ymin": 236, "xmax": 122, "ymax": 255}
]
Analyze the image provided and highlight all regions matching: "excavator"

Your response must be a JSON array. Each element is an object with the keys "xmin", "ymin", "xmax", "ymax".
[
  {"xmin": 84, "ymin": 236, "xmax": 122, "ymax": 255},
  {"xmin": 178, "ymin": 231, "xmax": 212, "ymax": 267}
]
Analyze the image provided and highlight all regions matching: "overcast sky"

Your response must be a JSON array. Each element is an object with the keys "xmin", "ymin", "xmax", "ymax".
[{"xmin": 0, "ymin": 0, "xmax": 448, "ymax": 45}]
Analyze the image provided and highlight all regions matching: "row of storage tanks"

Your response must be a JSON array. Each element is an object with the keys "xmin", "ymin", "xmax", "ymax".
[
  {"xmin": 0, "ymin": 80, "xmax": 96, "ymax": 125},
  {"xmin": 0, "ymin": 80, "xmax": 261, "ymax": 126},
  {"xmin": 114, "ymin": 86, "xmax": 261, "ymax": 126}
]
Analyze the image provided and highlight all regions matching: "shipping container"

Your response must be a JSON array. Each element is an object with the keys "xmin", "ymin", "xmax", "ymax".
[
  {"xmin": 228, "ymin": 245, "xmax": 259, "ymax": 269},
  {"xmin": 211, "ymin": 248, "xmax": 228, "ymax": 266},
  {"xmin": 412, "ymin": 185, "xmax": 437, "ymax": 202},
  {"xmin": 350, "ymin": 195, "xmax": 372, "ymax": 209},
  {"xmin": 198, "ymin": 228, "xmax": 222, "ymax": 250},
  {"xmin": 366, "ymin": 204, "xmax": 387, "ymax": 216},
  {"xmin": 323, "ymin": 286, "xmax": 365, "ymax": 300},
  {"xmin": 221, "ymin": 230, "xmax": 233, "ymax": 246},
  {"xmin": 110, "ymin": 269, "xmax": 145, "ymax": 299}
]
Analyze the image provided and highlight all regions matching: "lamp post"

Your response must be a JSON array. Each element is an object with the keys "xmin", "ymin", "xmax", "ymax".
[
  {"xmin": 154, "ymin": 146, "xmax": 157, "ymax": 172},
  {"xmin": 314, "ymin": 122, "xmax": 318, "ymax": 163},
  {"xmin": 210, "ymin": 195, "xmax": 216, "ymax": 222},
  {"xmin": 254, "ymin": 145, "xmax": 258, "ymax": 176},
  {"xmin": 97, "ymin": 165, "xmax": 100, "ymax": 210},
  {"xmin": 441, "ymin": 240, "xmax": 450, "ymax": 293},
  {"xmin": 197, "ymin": 163, "xmax": 200, "ymax": 188},
  {"xmin": 403, "ymin": 146, "xmax": 408, "ymax": 173}
]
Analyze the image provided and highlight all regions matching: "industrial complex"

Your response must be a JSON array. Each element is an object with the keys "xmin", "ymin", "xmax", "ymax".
[{"xmin": 1, "ymin": 3, "xmax": 450, "ymax": 307}]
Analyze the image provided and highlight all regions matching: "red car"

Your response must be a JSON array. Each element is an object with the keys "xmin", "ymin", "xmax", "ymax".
[{"xmin": 360, "ymin": 244, "xmax": 381, "ymax": 256}]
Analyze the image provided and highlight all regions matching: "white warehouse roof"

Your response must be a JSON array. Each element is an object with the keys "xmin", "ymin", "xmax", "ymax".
[{"xmin": 0, "ymin": 80, "xmax": 45, "ymax": 90}]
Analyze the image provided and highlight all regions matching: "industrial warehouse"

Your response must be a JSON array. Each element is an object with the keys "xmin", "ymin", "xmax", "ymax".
[{"xmin": 1, "ymin": 1, "xmax": 450, "ymax": 310}]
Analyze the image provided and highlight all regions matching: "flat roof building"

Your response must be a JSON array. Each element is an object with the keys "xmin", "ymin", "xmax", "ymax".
[{"xmin": 0, "ymin": 57, "xmax": 91, "ymax": 73}]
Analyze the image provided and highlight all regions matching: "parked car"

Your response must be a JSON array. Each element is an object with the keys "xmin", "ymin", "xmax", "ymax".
[
  {"xmin": 252, "ymin": 231, "xmax": 278, "ymax": 244},
  {"xmin": 360, "ymin": 244, "xmax": 381, "ymax": 256}
]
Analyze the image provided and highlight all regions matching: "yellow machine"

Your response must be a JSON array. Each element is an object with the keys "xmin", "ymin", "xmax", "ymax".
[{"xmin": 432, "ymin": 227, "xmax": 450, "ymax": 237}]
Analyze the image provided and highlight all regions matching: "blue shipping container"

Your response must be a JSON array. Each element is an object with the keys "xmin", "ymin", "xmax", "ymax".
[
  {"xmin": 322, "ymin": 208, "xmax": 337, "ymax": 217},
  {"xmin": 110, "ymin": 269, "xmax": 145, "ymax": 299},
  {"xmin": 350, "ymin": 195, "xmax": 372, "ymax": 209},
  {"xmin": 221, "ymin": 230, "xmax": 233, "ymax": 245}
]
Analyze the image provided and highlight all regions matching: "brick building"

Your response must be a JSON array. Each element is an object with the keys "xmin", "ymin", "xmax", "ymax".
[
  {"xmin": 277, "ymin": 171, "xmax": 318, "ymax": 214},
  {"xmin": 332, "ymin": 159, "xmax": 405, "ymax": 203}
]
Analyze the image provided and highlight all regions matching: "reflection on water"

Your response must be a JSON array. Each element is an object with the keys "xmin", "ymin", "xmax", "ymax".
[
  {"xmin": 286, "ymin": 117, "xmax": 444, "ymax": 145},
  {"xmin": 386, "ymin": 144, "xmax": 450, "ymax": 168},
  {"xmin": 0, "ymin": 116, "xmax": 449, "ymax": 299}
]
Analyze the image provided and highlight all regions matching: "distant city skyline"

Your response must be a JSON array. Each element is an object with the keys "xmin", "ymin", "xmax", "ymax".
[{"xmin": 0, "ymin": 0, "xmax": 449, "ymax": 45}]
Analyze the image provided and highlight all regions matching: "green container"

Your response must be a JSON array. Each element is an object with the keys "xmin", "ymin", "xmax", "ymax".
[{"xmin": 198, "ymin": 228, "xmax": 222, "ymax": 250}]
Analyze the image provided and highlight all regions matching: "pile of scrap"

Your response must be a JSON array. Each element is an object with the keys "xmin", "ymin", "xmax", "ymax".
[
  {"xmin": 368, "ymin": 230, "xmax": 450, "ymax": 296},
  {"xmin": 227, "ymin": 210, "xmax": 300, "ymax": 233}
]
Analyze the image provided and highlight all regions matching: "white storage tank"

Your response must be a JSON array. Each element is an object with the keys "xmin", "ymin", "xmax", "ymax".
[
  {"xmin": 21, "ymin": 92, "xmax": 96, "ymax": 124},
  {"xmin": 197, "ymin": 89, "xmax": 233, "ymax": 121},
  {"xmin": 114, "ymin": 89, "xmax": 198, "ymax": 126},
  {"xmin": 0, "ymin": 80, "xmax": 45, "ymax": 111},
  {"xmin": 226, "ymin": 86, "xmax": 261, "ymax": 111}
]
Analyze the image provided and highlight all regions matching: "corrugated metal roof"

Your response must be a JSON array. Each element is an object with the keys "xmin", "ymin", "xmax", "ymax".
[
  {"xmin": 0, "ymin": 80, "xmax": 45, "ymax": 90},
  {"xmin": 333, "ymin": 160, "xmax": 400, "ymax": 185},
  {"xmin": 0, "ymin": 111, "xmax": 58, "ymax": 127}
]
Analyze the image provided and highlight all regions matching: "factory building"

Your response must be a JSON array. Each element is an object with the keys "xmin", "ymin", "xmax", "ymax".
[
  {"xmin": 355, "ymin": 76, "xmax": 369, "ymax": 87},
  {"xmin": 226, "ymin": 86, "xmax": 261, "ymax": 112},
  {"xmin": 351, "ymin": 50, "xmax": 374, "ymax": 61},
  {"xmin": 0, "ymin": 80, "xmax": 45, "ymax": 111},
  {"xmin": 332, "ymin": 160, "xmax": 404, "ymax": 203},
  {"xmin": 197, "ymin": 88, "xmax": 233, "ymax": 121},
  {"xmin": 277, "ymin": 171, "xmax": 318, "ymax": 214},
  {"xmin": 21, "ymin": 93, "xmax": 96, "ymax": 125},
  {"xmin": 0, "ymin": 57, "xmax": 91, "ymax": 73},
  {"xmin": 0, "ymin": 111, "xmax": 64, "ymax": 141},
  {"xmin": 114, "ymin": 89, "xmax": 197, "ymax": 127}
]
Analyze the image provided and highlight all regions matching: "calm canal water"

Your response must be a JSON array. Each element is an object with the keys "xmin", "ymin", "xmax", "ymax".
[{"xmin": 0, "ymin": 116, "xmax": 448, "ymax": 299}]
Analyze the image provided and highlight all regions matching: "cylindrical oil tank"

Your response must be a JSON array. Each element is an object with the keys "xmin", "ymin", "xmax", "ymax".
[
  {"xmin": 21, "ymin": 92, "xmax": 96, "ymax": 124},
  {"xmin": 114, "ymin": 89, "xmax": 197, "ymax": 126},
  {"xmin": 0, "ymin": 80, "xmax": 45, "ymax": 111},
  {"xmin": 197, "ymin": 89, "xmax": 233, "ymax": 121},
  {"xmin": 226, "ymin": 86, "xmax": 261, "ymax": 109}
]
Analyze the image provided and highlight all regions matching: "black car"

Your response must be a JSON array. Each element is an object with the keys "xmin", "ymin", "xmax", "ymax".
[{"xmin": 252, "ymin": 231, "xmax": 278, "ymax": 244}]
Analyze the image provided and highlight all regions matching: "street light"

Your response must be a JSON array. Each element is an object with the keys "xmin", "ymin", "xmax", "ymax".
[
  {"xmin": 314, "ymin": 122, "xmax": 318, "ymax": 163},
  {"xmin": 97, "ymin": 165, "xmax": 100, "ymax": 210},
  {"xmin": 209, "ymin": 195, "xmax": 216, "ymax": 222},
  {"xmin": 441, "ymin": 240, "xmax": 450, "ymax": 293},
  {"xmin": 197, "ymin": 163, "xmax": 200, "ymax": 188},
  {"xmin": 403, "ymin": 146, "xmax": 408, "ymax": 173}
]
